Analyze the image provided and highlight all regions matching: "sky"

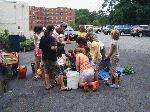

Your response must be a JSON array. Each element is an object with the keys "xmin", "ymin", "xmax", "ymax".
[{"xmin": 7, "ymin": 0, "xmax": 104, "ymax": 12}]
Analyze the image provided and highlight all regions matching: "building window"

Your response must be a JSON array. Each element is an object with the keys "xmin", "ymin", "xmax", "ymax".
[
  {"xmin": 60, "ymin": 12, "xmax": 63, "ymax": 15},
  {"xmin": 18, "ymin": 26, "xmax": 20, "ymax": 29}
]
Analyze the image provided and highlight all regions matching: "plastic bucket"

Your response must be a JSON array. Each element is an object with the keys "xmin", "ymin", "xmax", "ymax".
[
  {"xmin": 67, "ymin": 71, "xmax": 79, "ymax": 89},
  {"xmin": 17, "ymin": 68, "xmax": 27, "ymax": 79}
]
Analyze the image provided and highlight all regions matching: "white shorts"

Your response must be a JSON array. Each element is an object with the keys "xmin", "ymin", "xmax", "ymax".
[{"xmin": 79, "ymin": 68, "xmax": 95, "ymax": 86}]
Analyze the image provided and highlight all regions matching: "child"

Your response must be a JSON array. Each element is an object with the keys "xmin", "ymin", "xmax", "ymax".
[
  {"xmin": 75, "ymin": 48, "xmax": 99, "ymax": 92},
  {"xmin": 88, "ymin": 33, "xmax": 102, "ymax": 68},
  {"xmin": 57, "ymin": 34, "xmax": 71, "ymax": 91},
  {"xmin": 77, "ymin": 25, "xmax": 87, "ymax": 38},
  {"xmin": 106, "ymin": 30, "xmax": 120, "ymax": 88},
  {"xmin": 66, "ymin": 49, "xmax": 76, "ymax": 70},
  {"xmin": 33, "ymin": 26, "xmax": 43, "ymax": 79}
]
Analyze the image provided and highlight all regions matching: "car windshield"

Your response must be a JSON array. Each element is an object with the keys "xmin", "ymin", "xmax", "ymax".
[
  {"xmin": 107, "ymin": 25, "xmax": 114, "ymax": 29},
  {"xmin": 65, "ymin": 26, "xmax": 74, "ymax": 31},
  {"xmin": 140, "ymin": 25, "xmax": 148, "ymax": 29}
]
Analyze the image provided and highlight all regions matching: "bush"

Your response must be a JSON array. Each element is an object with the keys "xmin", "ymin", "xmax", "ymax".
[
  {"xmin": 20, "ymin": 39, "xmax": 34, "ymax": 52},
  {"xmin": 0, "ymin": 30, "xmax": 9, "ymax": 50}
]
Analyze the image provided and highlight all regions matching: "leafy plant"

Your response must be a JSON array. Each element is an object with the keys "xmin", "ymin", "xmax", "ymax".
[
  {"xmin": 0, "ymin": 30, "xmax": 9, "ymax": 50},
  {"xmin": 123, "ymin": 66, "xmax": 135, "ymax": 75},
  {"xmin": 20, "ymin": 39, "xmax": 34, "ymax": 51}
]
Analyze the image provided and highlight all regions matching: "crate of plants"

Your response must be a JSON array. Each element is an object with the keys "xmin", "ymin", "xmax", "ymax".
[{"xmin": 0, "ymin": 52, "xmax": 19, "ymax": 79}]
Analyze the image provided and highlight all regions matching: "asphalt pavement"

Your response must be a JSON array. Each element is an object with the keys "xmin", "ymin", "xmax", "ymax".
[{"xmin": 0, "ymin": 33, "xmax": 150, "ymax": 112}]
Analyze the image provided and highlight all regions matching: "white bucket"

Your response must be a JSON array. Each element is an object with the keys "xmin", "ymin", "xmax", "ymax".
[{"xmin": 67, "ymin": 71, "xmax": 79, "ymax": 89}]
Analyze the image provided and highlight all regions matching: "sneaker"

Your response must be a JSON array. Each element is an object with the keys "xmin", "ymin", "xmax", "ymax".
[
  {"xmin": 110, "ymin": 84, "xmax": 120, "ymax": 88},
  {"xmin": 105, "ymin": 81, "xmax": 113, "ymax": 86}
]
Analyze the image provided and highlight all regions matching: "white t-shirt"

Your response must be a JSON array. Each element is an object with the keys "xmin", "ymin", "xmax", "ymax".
[{"xmin": 57, "ymin": 54, "xmax": 66, "ymax": 66}]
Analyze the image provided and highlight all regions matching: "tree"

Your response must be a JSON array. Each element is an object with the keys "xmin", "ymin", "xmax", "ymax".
[
  {"xmin": 75, "ymin": 9, "xmax": 91, "ymax": 27},
  {"xmin": 102, "ymin": 0, "xmax": 150, "ymax": 25}
]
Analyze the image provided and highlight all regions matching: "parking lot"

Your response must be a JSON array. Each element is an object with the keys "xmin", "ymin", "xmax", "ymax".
[{"xmin": 0, "ymin": 33, "xmax": 150, "ymax": 112}]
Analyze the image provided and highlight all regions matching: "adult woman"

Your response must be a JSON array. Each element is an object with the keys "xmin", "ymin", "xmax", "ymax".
[{"xmin": 39, "ymin": 25, "xmax": 58, "ymax": 90}]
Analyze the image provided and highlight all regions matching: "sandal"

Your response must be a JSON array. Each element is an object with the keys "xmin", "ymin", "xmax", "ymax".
[
  {"xmin": 92, "ymin": 81, "xmax": 98, "ymax": 92},
  {"xmin": 61, "ymin": 87, "xmax": 72, "ymax": 91},
  {"xmin": 83, "ymin": 82, "xmax": 88, "ymax": 92}
]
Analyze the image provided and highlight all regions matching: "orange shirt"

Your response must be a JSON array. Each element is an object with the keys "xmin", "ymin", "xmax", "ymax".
[{"xmin": 76, "ymin": 53, "xmax": 91, "ymax": 72}]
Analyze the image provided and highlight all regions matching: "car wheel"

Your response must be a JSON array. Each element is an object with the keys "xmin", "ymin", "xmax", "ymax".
[{"xmin": 138, "ymin": 33, "xmax": 143, "ymax": 37}]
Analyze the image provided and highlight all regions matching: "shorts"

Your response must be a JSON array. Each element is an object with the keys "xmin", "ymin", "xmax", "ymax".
[
  {"xmin": 58, "ymin": 65, "xmax": 66, "ymax": 75},
  {"xmin": 42, "ymin": 59, "xmax": 59, "ymax": 75},
  {"xmin": 34, "ymin": 48, "xmax": 42, "ymax": 56},
  {"xmin": 79, "ymin": 68, "xmax": 95, "ymax": 86}
]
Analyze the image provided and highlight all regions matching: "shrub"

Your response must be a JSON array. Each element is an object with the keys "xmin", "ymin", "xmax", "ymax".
[
  {"xmin": 20, "ymin": 39, "xmax": 34, "ymax": 52},
  {"xmin": 0, "ymin": 30, "xmax": 9, "ymax": 50}
]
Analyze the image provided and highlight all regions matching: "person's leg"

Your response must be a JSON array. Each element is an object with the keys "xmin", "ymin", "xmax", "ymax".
[
  {"xmin": 59, "ymin": 75, "xmax": 66, "ymax": 90},
  {"xmin": 43, "ymin": 60, "xmax": 53, "ymax": 89},
  {"xmin": 87, "ymin": 69, "xmax": 99, "ymax": 91},
  {"xmin": 79, "ymin": 72, "xmax": 89, "ymax": 92},
  {"xmin": 34, "ymin": 56, "xmax": 41, "ymax": 78},
  {"xmin": 115, "ymin": 76, "xmax": 119, "ymax": 85},
  {"xmin": 108, "ymin": 67, "xmax": 114, "ymax": 84}
]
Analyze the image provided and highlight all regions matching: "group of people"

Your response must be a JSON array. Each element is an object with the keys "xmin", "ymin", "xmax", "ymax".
[{"xmin": 33, "ymin": 23, "xmax": 120, "ymax": 92}]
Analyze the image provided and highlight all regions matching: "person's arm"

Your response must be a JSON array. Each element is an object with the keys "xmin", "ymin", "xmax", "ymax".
[
  {"xmin": 76, "ymin": 54, "xmax": 80, "ymax": 72},
  {"xmin": 93, "ymin": 46, "xmax": 99, "ymax": 64},
  {"xmin": 34, "ymin": 34, "xmax": 38, "ymax": 54},
  {"xmin": 39, "ymin": 37, "xmax": 43, "ymax": 50}
]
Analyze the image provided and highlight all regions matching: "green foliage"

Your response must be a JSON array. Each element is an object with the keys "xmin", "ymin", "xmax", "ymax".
[
  {"xmin": 75, "ymin": 9, "xmax": 101, "ymax": 27},
  {"xmin": 70, "ymin": 21, "xmax": 76, "ymax": 29},
  {"xmin": 123, "ymin": 66, "xmax": 135, "ymax": 75},
  {"xmin": 0, "ymin": 30, "xmax": 9, "ymax": 44},
  {"xmin": 0, "ymin": 30, "xmax": 9, "ymax": 50},
  {"xmin": 20, "ymin": 39, "xmax": 34, "ymax": 51},
  {"xmin": 102, "ymin": 0, "xmax": 150, "ymax": 25}
]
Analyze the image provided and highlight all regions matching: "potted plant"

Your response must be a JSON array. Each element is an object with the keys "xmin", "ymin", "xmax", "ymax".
[{"xmin": 17, "ymin": 65, "xmax": 27, "ymax": 79}]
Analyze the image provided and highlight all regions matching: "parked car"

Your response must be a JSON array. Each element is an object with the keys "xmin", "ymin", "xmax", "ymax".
[
  {"xmin": 130, "ymin": 25, "xmax": 150, "ymax": 37},
  {"xmin": 114, "ymin": 25, "xmax": 132, "ymax": 35},
  {"xmin": 102, "ymin": 25, "xmax": 114, "ymax": 35},
  {"xmin": 64, "ymin": 26, "xmax": 77, "ymax": 41},
  {"xmin": 93, "ymin": 26, "xmax": 101, "ymax": 33}
]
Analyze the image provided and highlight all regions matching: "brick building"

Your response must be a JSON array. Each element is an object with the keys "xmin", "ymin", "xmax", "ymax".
[
  {"xmin": 29, "ymin": 6, "xmax": 75, "ymax": 31},
  {"xmin": 46, "ymin": 7, "xmax": 75, "ymax": 26},
  {"xmin": 29, "ymin": 6, "xmax": 46, "ymax": 31}
]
